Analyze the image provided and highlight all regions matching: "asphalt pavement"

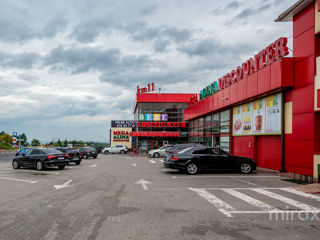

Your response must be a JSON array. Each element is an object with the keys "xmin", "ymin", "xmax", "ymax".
[{"xmin": 0, "ymin": 153, "xmax": 319, "ymax": 240}]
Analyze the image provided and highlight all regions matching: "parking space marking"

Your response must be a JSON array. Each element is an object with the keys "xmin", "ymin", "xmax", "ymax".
[
  {"xmin": 149, "ymin": 160, "xmax": 157, "ymax": 164},
  {"xmin": 281, "ymin": 188, "xmax": 320, "ymax": 202},
  {"xmin": 231, "ymin": 176, "xmax": 262, "ymax": 187},
  {"xmin": 251, "ymin": 188, "xmax": 320, "ymax": 211},
  {"xmin": 0, "ymin": 176, "xmax": 38, "ymax": 184},
  {"xmin": 54, "ymin": 179, "xmax": 72, "ymax": 190},
  {"xmin": 89, "ymin": 164, "xmax": 97, "ymax": 167},
  {"xmin": 189, "ymin": 187, "xmax": 320, "ymax": 218},
  {"xmin": 189, "ymin": 188, "xmax": 234, "ymax": 217},
  {"xmin": 132, "ymin": 163, "xmax": 137, "ymax": 167},
  {"xmin": 171, "ymin": 175, "xmax": 279, "ymax": 179},
  {"xmin": 222, "ymin": 188, "xmax": 279, "ymax": 211}
]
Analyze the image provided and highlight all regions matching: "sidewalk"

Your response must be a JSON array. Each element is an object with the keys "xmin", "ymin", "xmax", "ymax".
[{"xmin": 291, "ymin": 183, "xmax": 320, "ymax": 194}]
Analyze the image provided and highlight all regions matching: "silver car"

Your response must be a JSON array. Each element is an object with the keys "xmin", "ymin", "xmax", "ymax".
[
  {"xmin": 148, "ymin": 145, "xmax": 173, "ymax": 158},
  {"xmin": 103, "ymin": 145, "xmax": 128, "ymax": 154}
]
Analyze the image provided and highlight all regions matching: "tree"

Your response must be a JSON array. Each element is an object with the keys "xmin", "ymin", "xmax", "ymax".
[
  {"xmin": 31, "ymin": 139, "xmax": 40, "ymax": 146},
  {"xmin": 0, "ymin": 133, "xmax": 13, "ymax": 145},
  {"xmin": 0, "ymin": 131, "xmax": 5, "ymax": 136},
  {"xmin": 57, "ymin": 139, "xmax": 62, "ymax": 147},
  {"xmin": 62, "ymin": 139, "xmax": 68, "ymax": 147},
  {"xmin": 18, "ymin": 133, "xmax": 27, "ymax": 146}
]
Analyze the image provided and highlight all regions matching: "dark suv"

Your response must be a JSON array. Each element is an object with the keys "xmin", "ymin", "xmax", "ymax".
[{"xmin": 79, "ymin": 147, "xmax": 98, "ymax": 159}]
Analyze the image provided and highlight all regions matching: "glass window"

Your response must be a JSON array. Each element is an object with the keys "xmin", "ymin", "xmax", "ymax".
[
  {"xmin": 192, "ymin": 148, "xmax": 210, "ymax": 154},
  {"xmin": 31, "ymin": 149, "xmax": 41, "ymax": 155}
]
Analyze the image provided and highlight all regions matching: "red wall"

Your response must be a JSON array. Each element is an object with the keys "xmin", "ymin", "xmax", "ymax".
[
  {"xmin": 284, "ymin": 3, "xmax": 315, "ymax": 176},
  {"xmin": 232, "ymin": 135, "xmax": 281, "ymax": 171}
]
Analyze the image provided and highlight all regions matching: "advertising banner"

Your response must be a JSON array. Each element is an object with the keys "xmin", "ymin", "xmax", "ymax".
[
  {"xmin": 232, "ymin": 93, "xmax": 282, "ymax": 136},
  {"xmin": 111, "ymin": 127, "xmax": 132, "ymax": 148},
  {"xmin": 138, "ymin": 114, "xmax": 168, "ymax": 121}
]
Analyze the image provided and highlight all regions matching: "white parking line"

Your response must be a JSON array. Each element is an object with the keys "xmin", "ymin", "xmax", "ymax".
[
  {"xmin": 172, "ymin": 175, "xmax": 279, "ymax": 179},
  {"xmin": 231, "ymin": 176, "xmax": 262, "ymax": 187},
  {"xmin": 222, "ymin": 188, "xmax": 279, "ymax": 211},
  {"xmin": 0, "ymin": 176, "xmax": 38, "ymax": 184},
  {"xmin": 281, "ymin": 188, "xmax": 320, "ymax": 202},
  {"xmin": 251, "ymin": 188, "xmax": 320, "ymax": 211},
  {"xmin": 149, "ymin": 160, "xmax": 157, "ymax": 164},
  {"xmin": 189, "ymin": 187, "xmax": 234, "ymax": 217}
]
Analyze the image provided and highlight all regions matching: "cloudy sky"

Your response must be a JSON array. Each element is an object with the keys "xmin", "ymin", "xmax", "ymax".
[{"xmin": 0, "ymin": 0, "xmax": 296, "ymax": 142}]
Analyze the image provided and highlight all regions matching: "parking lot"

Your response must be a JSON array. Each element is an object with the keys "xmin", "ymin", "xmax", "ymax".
[{"xmin": 0, "ymin": 153, "xmax": 320, "ymax": 240}]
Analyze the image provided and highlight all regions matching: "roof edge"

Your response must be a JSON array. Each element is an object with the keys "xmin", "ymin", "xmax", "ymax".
[{"xmin": 275, "ymin": 0, "xmax": 314, "ymax": 22}]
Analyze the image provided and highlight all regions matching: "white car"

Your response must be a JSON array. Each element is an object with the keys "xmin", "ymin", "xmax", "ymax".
[
  {"xmin": 148, "ymin": 145, "xmax": 173, "ymax": 158},
  {"xmin": 103, "ymin": 145, "xmax": 128, "ymax": 154}
]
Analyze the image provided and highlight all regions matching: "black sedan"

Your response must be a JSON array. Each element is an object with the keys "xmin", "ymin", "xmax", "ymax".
[
  {"xmin": 55, "ymin": 147, "xmax": 82, "ymax": 165},
  {"xmin": 79, "ymin": 147, "xmax": 98, "ymax": 159},
  {"xmin": 12, "ymin": 148, "xmax": 69, "ymax": 171},
  {"xmin": 163, "ymin": 146, "xmax": 256, "ymax": 174}
]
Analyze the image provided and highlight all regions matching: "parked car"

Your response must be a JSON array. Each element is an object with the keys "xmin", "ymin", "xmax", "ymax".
[
  {"xmin": 148, "ymin": 145, "xmax": 173, "ymax": 158},
  {"xmin": 55, "ymin": 147, "xmax": 82, "ymax": 165},
  {"xmin": 102, "ymin": 145, "xmax": 128, "ymax": 154},
  {"xmin": 15, "ymin": 147, "xmax": 31, "ymax": 156},
  {"xmin": 12, "ymin": 148, "xmax": 69, "ymax": 171},
  {"xmin": 163, "ymin": 146, "xmax": 256, "ymax": 175},
  {"xmin": 79, "ymin": 147, "xmax": 98, "ymax": 159},
  {"xmin": 95, "ymin": 146, "xmax": 103, "ymax": 154}
]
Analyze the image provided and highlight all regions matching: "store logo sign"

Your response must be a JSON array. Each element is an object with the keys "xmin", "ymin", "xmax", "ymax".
[
  {"xmin": 113, "ymin": 130, "xmax": 130, "ymax": 142},
  {"xmin": 218, "ymin": 37, "xmax": 289, "ymax": 90},
  {"xmin": 200, "ymin": 81, "xmax": 219, "ymax": 100},
  {"xmin": 138, "ymin": 114, "xmax": 168, "ymax": 121},
  {"xmin": 138, "ymin": 122, "xmax": 187, "ymax": 128},
  {"xmin": 137, "ymin": 82, "xmax": 155, "ymax": 94}
]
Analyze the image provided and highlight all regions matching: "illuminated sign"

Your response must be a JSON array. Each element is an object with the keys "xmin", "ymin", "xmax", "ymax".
[
  {"xmin": 218, "ymin": 37, "xmax": 289, "ymax": 90},
  {"xmin": 137, "ymin": 82, "xmax": 155, "ymax": 93},
  {"xmin": 138, "ymin": 114, "xmax": 168, "ymax": 121},
  {"xmin": 138, "ymin": 122, "xmax": 187, "ymax": 128},
  {"xmin": 200, "ymin": 81, "xmax": 219, "ymax": 100}
]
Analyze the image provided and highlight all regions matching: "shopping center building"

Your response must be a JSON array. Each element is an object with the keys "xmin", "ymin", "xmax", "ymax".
[
  {"xmin": 131, "ymin": 87, "xmax": 194, "ymax": 153},
  {"xmin": 184, "ymin": 0, "xmax": 320, "ymax": 180}
]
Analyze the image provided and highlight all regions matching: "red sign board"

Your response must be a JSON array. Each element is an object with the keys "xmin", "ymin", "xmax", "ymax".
[
  {"xmin": 137, "ymin": 82, "xmax": 155, "ymax": 93},
  {"xmin": 218, "ymin": 37, "xmax": 289, "ymax": 90},
  {"xmin": 138, "ymin": 122, "xmax": 187, "ymax": 128}
]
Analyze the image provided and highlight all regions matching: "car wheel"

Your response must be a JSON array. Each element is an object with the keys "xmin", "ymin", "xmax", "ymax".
[
  {"xmin": 75, "ymin": 161, "xmax": 81, "ymax": 165},
  {"xmin": 12, "ymin": 160, "xmax": 20, "ymax": 169},
  {"xmin": 36, "ymin": 161, "xmax": 43, "ymax": 171},
  {"xmin": 58, "ymin": 165, "xmax": 65, "ymax": 170},
  {"xmin": 83, "ymin": 154, "xmax": 88, "ymax": 159},
  {"xmin": 186, "ymin": 162, "xmax": 198, "ymax": 175},
  {"xmin": 104, "ymin": 150, "xmax": 109, "ymax": 155},
  {"xmin": 240, "ymin": 162, "xmax": 252, "ymax": 174},
  {"xmin": 153, "ymin": 152, "xmax": 160, "ymax": 158},
  {"xmin": 120, "ymin": 150, "xmax": 125, "ymax": 154},
  {"xmin": 93, "ymin": 156, "xmax": 97, "ymax": 159}
]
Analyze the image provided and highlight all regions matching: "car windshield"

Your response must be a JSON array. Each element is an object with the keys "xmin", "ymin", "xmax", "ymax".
[{"xmin": 42, "ymin": 149, "xmax": 63, "ymax": 154}]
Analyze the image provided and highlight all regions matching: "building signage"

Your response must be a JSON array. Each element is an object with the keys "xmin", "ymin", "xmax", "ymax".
[
  {"xmin": 233, "ymin": 93, "xmax": 282, "ymax": 136},
  {"xmin": 137, "ymin": 82, "xmax": 155, "ymax": 93},
  {"xmin": 138, "ymin": 122, "xmax": 187, "ymax": 128},
  {"xmin": 200, "ymin": 81, "xmax": 219, "ymax": 100},
  {"xmin": 219, "ymin": 37, "xmax": 289, "ymax": 90},
  {"xmin": 138, "ymin": 114, "xmax": 168, "ymax": 121},
  {"xmin": 111, "ymin": 120, "xmax": 136, "ymax": 128},
  {"xmin": 111, "ymin": 127, "xmax": 132, "ymax": 148}
]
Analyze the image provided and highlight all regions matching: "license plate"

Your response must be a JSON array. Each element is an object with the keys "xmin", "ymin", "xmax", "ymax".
[
  {"xmin": 73, "ymin": 158, "xmax": 78, "ymax": 160},
  {"xmin": 58, "ymin": 157, "xmax": 64, "ymax": 160},
  {"xmin": 91, "ymin": 152, "xmax": 95, "ymax": 154}
]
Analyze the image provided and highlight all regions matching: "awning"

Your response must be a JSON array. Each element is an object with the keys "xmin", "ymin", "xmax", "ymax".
[{"xmin": 130, "ymin": 132, "xmax": 180, "ymax": 137}]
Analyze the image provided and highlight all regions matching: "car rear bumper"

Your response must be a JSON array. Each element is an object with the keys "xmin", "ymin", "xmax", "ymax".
[{"xmin": 163, "ymin": 161, "xmax": 186, "ymax": 170}]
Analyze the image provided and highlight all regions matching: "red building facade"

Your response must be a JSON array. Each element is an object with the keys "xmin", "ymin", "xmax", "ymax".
[{"xmin": 184, "ymin": 0, "xmax": 320, "ymax": 180}]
